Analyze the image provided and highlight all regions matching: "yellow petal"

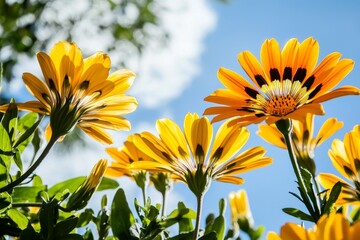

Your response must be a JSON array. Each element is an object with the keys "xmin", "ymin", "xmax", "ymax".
[
  {"xmin": 210, "ymin": 120, "xmax": 249, "ymax": 165},
  {"xmin": 107, "ymin": 69, "xmax": 136, "ymax": 93},
  {"xmin": 22, "ymin": 73, "xmax": 52, "ymax": 107},
  {"xmin": 184, "ymin": 113, "xmax": 212, "ymax": 164},
  {"xmin": 156, "ymin": 118, "xmax": 190, "ymax": 160},
  {"xmin": 257, "ymin": 124, "xmax": 286, "ymax": 149},
  {"xmin": 266, "ymin": 232, "xmax": 282, "ymax": 240},
  {"xmin": 49, "ymin": 41, "xmax": 83, "ymax": 92},
  {"xmin": 80, "ymin": 125, "xmax": 113, "ymax": 144},
  {"xmin": 313, "ymin": 118, "xmax": 343, "ymax": 147},
  {"xmin": 261, "ymin": 38, "xmax": 281, "ymax": 81},
  {"xmin": 280, "ymin": 222, "xmax": 311, "ymax": 240},
  {"xmin": 238, "ymin": 50, "xmax": 269, "ymax": 88}
]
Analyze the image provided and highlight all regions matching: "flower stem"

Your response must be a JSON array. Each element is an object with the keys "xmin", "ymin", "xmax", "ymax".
[
  {"xmin": 161, "ymin": 191, "xmax": 167, "ymax": 217},
  {"xmin": 193, "ymin": 193, "xmax": 204, "ymax": 240},
  {"xmin": 141, "ymin": 185, "xmax": 147, "ymax": 206},
  {"xmin": 0, "ymin": 137, "xmax": 57, "ymax": 193},
  {"xmin": 275, "ymin": 119, "xmax": 314, "ymax": 215}
]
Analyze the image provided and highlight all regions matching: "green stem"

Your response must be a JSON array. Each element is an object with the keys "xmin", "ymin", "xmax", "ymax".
[
  {"xmin": 161, "ymin": 190, "xmax": 167, "ymax": 217},
  {"xmin": 0, "ymin": 136, "xmax": 57, "ymax": 193},
  {"xmin": 275, "ymin": 119, "xmax": 313, "ymax": 213},
  {"xmin": 193, "ymin": 193, "xmax": 204, "ymax": 240},
  {"xmin": 312, "ymin": 174, "xmax": 322, "ymax": 213},
  {"xmin": 141, "ymin": 185, "xmax": 147, "ymax": 206}
]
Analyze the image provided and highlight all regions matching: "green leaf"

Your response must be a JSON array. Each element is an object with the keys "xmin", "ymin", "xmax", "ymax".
[
  {"xmin": 167, "ymin": 232, "xmax": 194, "ymax": 240},
  {"xmin": 97, "ymin": 177, "xmax": 119, "ymax": 191},
  {"xmin": 0, "ymin": 123, "xmax": 13, "ymax": 170},
  {"xmin": 282, "ymin": 207, "xmax": 314, "ymax": 221},
  {"xmin": 12, "ymin": 185, "xmax": 46, "ymax": 203},
  {"xmin": 53, "ymin": 215, "xmax": 79, "ymax": 236},
  {"xmin": 48, "ymin": 177, "xmax": 86, "ymax": 197},
  {"xmin": 199, "ymin": 232, "xmax": 217, "ymax": 240},
  {"xmin": 164, "ymin": 202, "xmax": 196, "ymax": 233},
  {"xmin": 110, "ymin": 188, "xmax": 135, "ymax": 239},
  {"xmin": 0, "ymin": 192, "xmax": 11, "ymax": 213},
  {"xmin": 77, "ymin": 209, "xmax": 94, "ymax": 227},
  {"xmin": 13, "ymin": 148, "xmax": 23, "ymax": 172},
  {"xmin": 323, "ymin": 181, "xmax": 342, "ymax": 214},
  {"xmin": 13, "ymin": 113, "xmax": 43, "ymax": 151},
  {"xmin": 55, "ymin": 234, "xmax": 83, "ymax": 240},
  {"xmin": 7, "ymin": 208, "xmax": 29, "ymax": 229},
  {"xmin": 2, "ymin": 100, "xmax": 18, "ymax": 143},
  {"xmin": 210, "ymin": 198, "xmax": 226, "ymax": 240},
  {"xmin": 40, "ymin": 198, "xmax": 59, "ymax": 239},
  {"xmin": 20, "ymin": 225, "xmax": 40, "ymax": 240}
]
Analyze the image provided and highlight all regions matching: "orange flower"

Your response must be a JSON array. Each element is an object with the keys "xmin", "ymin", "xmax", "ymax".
[{"xmin": 204, "ymin": 37, "xmax": 359, "ymax": 126}]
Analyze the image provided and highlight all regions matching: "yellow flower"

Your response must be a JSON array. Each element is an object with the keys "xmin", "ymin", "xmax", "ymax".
[
  {"xmin": 66, "ymin": 159, "xmax": 107, "ymax": 211},
  {"xmin": 204, "ymin": 37, "xmax": 359, "ymax": 126},
  {"xmin": 257, "ymin": 113, "xmax": 343, "ymax": 174},
  {"xmin": 132, "ymin": 112, "xmax": 272, "ymax": 196},
  {"xmin": 105, "ymin": 135, "xmax": 150, "ymax": 190},
  {"xmin": 318, "ymin": 125, "xmax": 360, "ymax": 205},
  {"xmin": 229, "ymin": 189, "xmax": 254, "ymax": 231},
  {"xmin": 0, "ymin": 41, "xmax": 137, "ymax": 144},
  {"xmin": 267, "ymin": 212, "xmax": 360, "ymax": 240}
]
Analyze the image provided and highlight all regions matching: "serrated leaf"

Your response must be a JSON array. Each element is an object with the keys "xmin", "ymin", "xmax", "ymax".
[
  {"xmin": 282, "ymin": 207, "xmax": 314, "ymax": 221},
  {"xmin": 110, "ymin": 188, "xmax": 135, "ymax": 239},
  {"xmin": 323, "ymin": 181, "xmax": 342, "ymax": 214},
  {"xmin": 7, "ymin": 208, "xmax": 29, "ymax": 229},
  {"xmin": 97, "ymin": 177, "xmax": 119, "ymax": 191}
]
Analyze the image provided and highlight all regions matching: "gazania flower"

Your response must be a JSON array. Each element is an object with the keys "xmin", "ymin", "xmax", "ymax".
[
  {"xmin": 0, "ymin": 41, "xmax": 137, "ymax": 144},
  {"xmin": 257, "ymin": 113, "xmax": 343, "ymax": 175},
  {"xmin": 204, "ymin": 37, "xmax": 359, "ymax": 126},
  {"xmin": 106, "ymin": 135, "xmax": 151, "ymax": 190},
  {"xmin": 318, "ymin": 125, "xmax": 360, "ymax": 205},
  {"xmin": 229, "ymin": 189, "xmax": 254, "ymax": 230},
  {"xmin": 66, "ymin": 159, "xmax": 107, "ymax": 211},
  {"xmin": 267, "ymin": 212, "xmax": 360, "ymax": 240},
  {"xmin": 132, "ymin": 112, "xmax": 272, "ymax": 197}
]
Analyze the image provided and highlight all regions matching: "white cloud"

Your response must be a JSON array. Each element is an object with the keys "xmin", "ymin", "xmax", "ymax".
[{"xmin": 131, "ymin": 0, "xmax": 217, "ymax": 108}]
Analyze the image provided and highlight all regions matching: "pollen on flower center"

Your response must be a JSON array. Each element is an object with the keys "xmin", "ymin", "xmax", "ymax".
[{"xmin": 265, "ymin": 95, "xmax": 297, "ymax": 116}]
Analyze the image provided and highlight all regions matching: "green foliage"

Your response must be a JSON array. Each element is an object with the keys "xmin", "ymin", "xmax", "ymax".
[{"xmin": 111, "ymin": 188, "xmax": 136, "ymax": 239}]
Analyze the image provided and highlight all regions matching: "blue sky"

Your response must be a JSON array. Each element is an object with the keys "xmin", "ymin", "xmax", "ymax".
[{"xmin": 5, "ymin": 0, "xmax": 360, "ymax": 238}]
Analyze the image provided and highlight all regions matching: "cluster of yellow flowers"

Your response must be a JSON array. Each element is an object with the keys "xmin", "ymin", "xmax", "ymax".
[{"xmin": 2, "ymin": 37, "xmax": 360, "ymax": 239}]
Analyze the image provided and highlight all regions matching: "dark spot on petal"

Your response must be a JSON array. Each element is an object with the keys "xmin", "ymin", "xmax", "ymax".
[
  {"xmin": 254, "ymin": 74, "xmax": 267, "ymax": 86},
  {"xmin": 283, "ymin": 67, "xmax": 292, "ymax": 80},
  {"xmin": 63, "ymin": 75, "xmax": 70, "ymax": 88},
  {"xmin": 49, "ymin": 78, "xmax": 56, "ymax": 90},
  {"xmin": 293, "ymin": 68, "xmax": 307, "ymax": 82},
  {"xmin": 270, "ymin": 68, "xmax": 280, "ymax": 81},
  {"xmin": 41, "ymin": 93, "xmax": 51, "ymax": 104},
  {"xmin": 80, "ymin": 80, "xmax": 90, "ymax": 90},
  {"xmin": 308, "ymin": 84, "xmax": 322, "ymax": 99},
  {"xmin": 244, "ymin": 87, "xmax": 258, "ymax": 99},
  {"xmin": 212, "ymin": 147, "xmax": 223, "ymax": 161},
  {"xmin": 303, "ymin": 75, "xmax": 315, "ymax": 89},
  {"xmin": 237, "ymin": 107, "xmax": 255, "ymax": 112},
  {"xmin": 255, "ymin": 113, "xmax": 265, "ymax": 117}
]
